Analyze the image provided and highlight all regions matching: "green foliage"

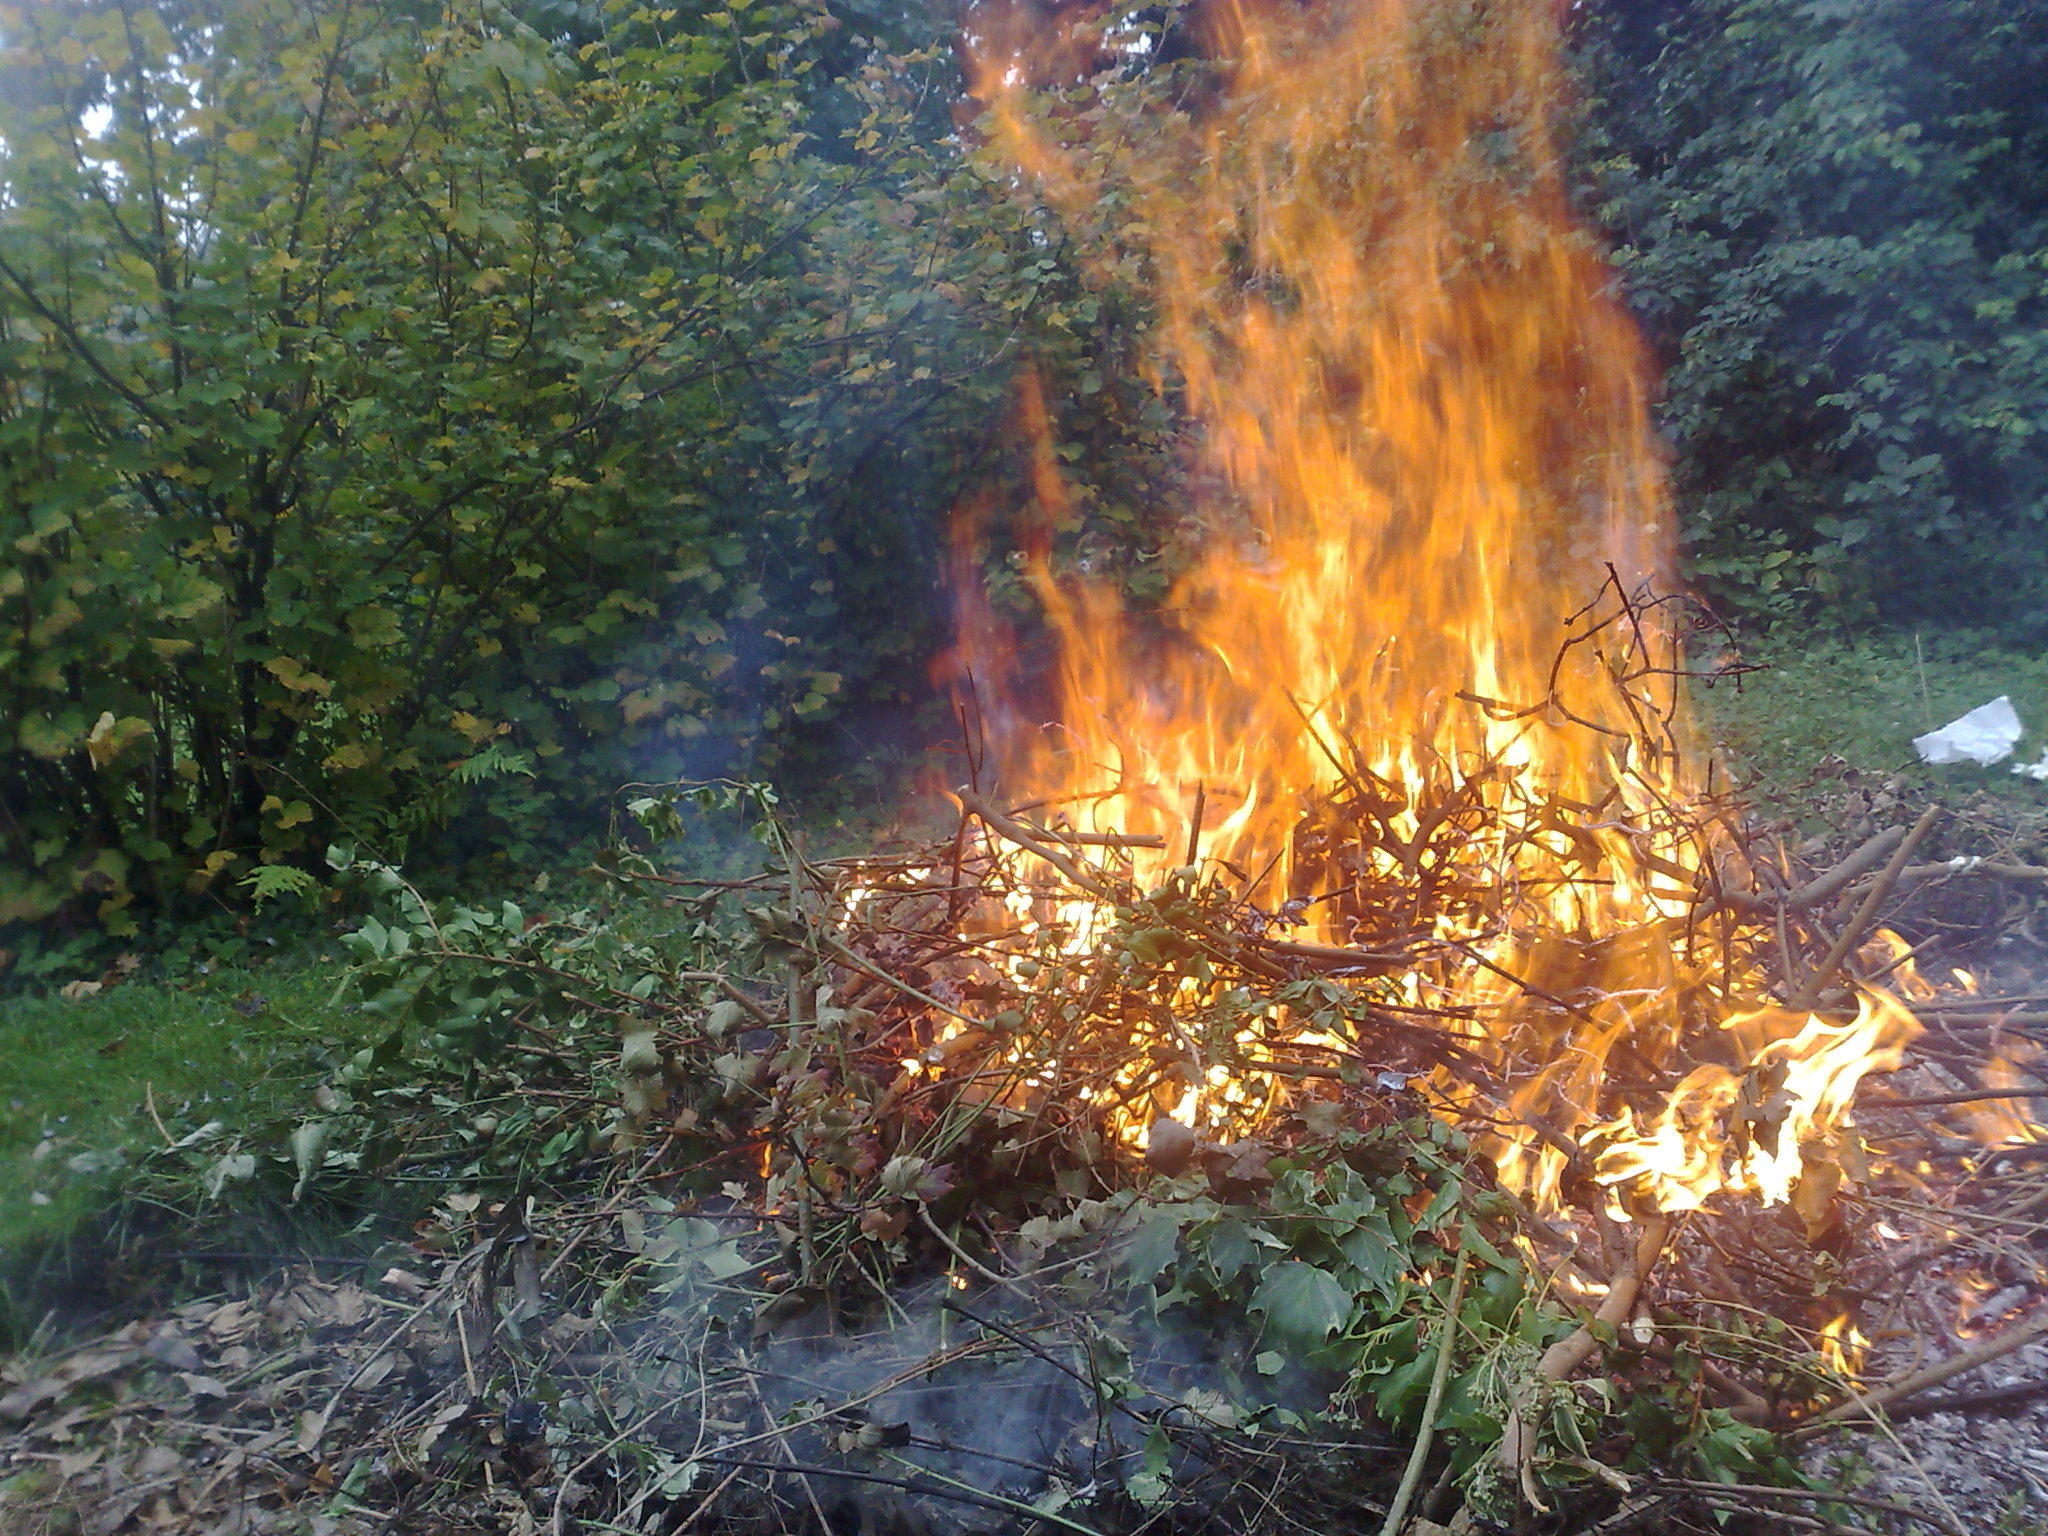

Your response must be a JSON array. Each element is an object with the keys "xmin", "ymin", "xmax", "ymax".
[
  {"xmin": 930, "ymin": 8, "xmax": 1235, "ymax": 635},
  {"xmin": 1579, "ymin": 0, "xmax": 2048, "ymax": 627},
  {"xmin": 0, "ymin": 0, "xmax": 1087, "ymax": 936},
  {"xmin": 0, "ymin": 951, "xmax": 373, "ymax": 1330}
]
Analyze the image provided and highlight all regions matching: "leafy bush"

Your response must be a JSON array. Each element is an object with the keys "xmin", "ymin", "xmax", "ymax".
[
  {"xmin": 1579, "ymin": 0, "xmax": 2048, "ymax": 627},
  {"xmin": 0, "ymin": 0, "xmax": 1115, "ymax": 936}
]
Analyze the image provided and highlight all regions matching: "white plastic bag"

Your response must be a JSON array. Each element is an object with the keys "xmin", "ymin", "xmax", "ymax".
[{"xmin": 1912, "ymin": 695, "xmax": 2023, "ymax": 767}]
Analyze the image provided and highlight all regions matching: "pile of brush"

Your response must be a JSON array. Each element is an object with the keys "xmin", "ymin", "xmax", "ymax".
[{"xmin": 5, "ymin": 688, "xmax": 2047, "ymax": 1536}]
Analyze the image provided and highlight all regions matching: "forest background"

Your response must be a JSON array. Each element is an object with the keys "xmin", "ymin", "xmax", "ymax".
[{"xmin": 4, "ymin": 0, "xmax": 2047, "ymax": 973}]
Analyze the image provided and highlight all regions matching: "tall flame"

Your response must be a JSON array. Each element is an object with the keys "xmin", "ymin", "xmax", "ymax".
[
  {"xmin": 964, "ymin": 0, "xmax": 1674, "ymax": 875},
  {"xmin": 948, "ymin": 0, "xmax": 1916, "ymax": 1214}
]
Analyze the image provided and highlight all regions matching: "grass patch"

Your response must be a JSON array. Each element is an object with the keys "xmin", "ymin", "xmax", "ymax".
[
  {"xmin": 1699, "ymin": 624, "xmax": 2048, "ymax": 813},
  {"xmin": 0, "ymin": 952, "xmax": 379, "ymax": 1335}
]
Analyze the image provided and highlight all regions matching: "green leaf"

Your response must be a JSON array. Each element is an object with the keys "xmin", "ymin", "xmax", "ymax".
[
  {"xmin": 1126, "ymin": 1424, "xmax": 1173, "ymax": 1507},
  {"xmin": 289, "ymin": 1120, "xmax": 331, "ymax": 1203},
  {"xmin": 1338, "ymin": 1208, "xmax": 1406, "ymax": 1302},
  {"xmin": 1370, "ymin": 1349, "xmax": 1435, "ymax": 1425},
  {"xmin": 1203, "ymin": 1218, "xmax": 1258, "ymax": 1281},
  {"xmin": 1118, "ymin": 1209, "xmax": 1186, "ymax": 1283},
  {"xmin": 1251, "ymin": 1261, "xmax": 1354, "ymax": 1344},
  {"xmin": 240, "ymin": 864, "xmax": 318, "ymax": 906}
]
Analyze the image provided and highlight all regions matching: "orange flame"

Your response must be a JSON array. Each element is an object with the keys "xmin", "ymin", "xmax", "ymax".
[
  {"xmin": 1968, "ymin": 1036, "xmax": 2046, "ymax": 1147},
  {"xmin": 1590, "ymin": 990, "xmax": 1917, "ymax": 1212},
  {"xmin": 1817, "ymin": 1312, "xmax": 1868, "ymax": 1381},
  {"xmin": 963, "ymin": 0, "xmax": 1676, "ymax": 887},
  {"xmin": 947, "ymin": 0, "xmax": 1924, "ymax": 1214}
]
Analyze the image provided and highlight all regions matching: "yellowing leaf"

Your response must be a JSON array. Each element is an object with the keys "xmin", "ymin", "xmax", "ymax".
[
  {"xmin": 185, "ymin": 848, "xmax": 240, "ymax": 893},
  {"xmin": 85, "ymin": 711, "xmax": 153, "ymax": 769},
  {"xmin": 622, "ymin": 688, "xmax": 667, "ymax": 725},
  {"xmin": 27, "ymin": 595, "xmax": 83, "ymax": 646},
  {"xmin": 448, "ymin": 710, "xmax": 502, "ymax": 744},
  {"xmin": 346, "ymin": 606, "xmax": 404, "ymax": 648},
  {"xmin": 263, "ymin": 656, "xmax": 333, "ymax": 696},
  {"xmin": 17, "ymin": 712, "xmax": 79, "ymax": 761}
]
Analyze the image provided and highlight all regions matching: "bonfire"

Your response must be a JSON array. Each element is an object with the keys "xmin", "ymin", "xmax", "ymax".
[
  {"xmin": 4, "ymin": 3, "xmax": 2045, "ymax": 1534},
  {"xmin": 676, "ymin": 0, "xmax": 2043, "ymax": 1524}
]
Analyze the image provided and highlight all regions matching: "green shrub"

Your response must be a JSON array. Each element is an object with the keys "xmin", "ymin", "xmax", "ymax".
[
  {"xmin": 0, "ymin": 0, "xmax": 1108, "ymax": 937},
  {"xmin": 1579, "ymin": 0, "xmax": 2048, "ymax": 628}
]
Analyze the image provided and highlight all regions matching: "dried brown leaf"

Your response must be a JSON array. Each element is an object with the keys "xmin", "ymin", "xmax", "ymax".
[{"xmin": 0, "ymin": 1348, "xmax": 142, "ymax": 1423}]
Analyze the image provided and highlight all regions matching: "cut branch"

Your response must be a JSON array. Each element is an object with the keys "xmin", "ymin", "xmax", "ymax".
[
  {"xmin": 1796, "ymin": 1305, "xmax": 2048, "ymax": 1433},
  {"xmin": 1787, "ymin": 806, "xmax": 1940, "ymax": 1010}
]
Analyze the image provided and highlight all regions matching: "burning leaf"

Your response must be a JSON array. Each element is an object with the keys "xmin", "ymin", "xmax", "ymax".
[{"xmin": 1791, "ymin": 1142, "xmax": 1843, "ymax": 1244}]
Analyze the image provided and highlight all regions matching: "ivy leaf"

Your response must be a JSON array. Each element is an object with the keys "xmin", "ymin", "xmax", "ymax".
[
  {"xmin": 1125, "ymin": 1424, "xmax": 1173, "ymax": 1508},
  {"xmin": 1117, "ymin": 1208, "xmax": 1187, "ymax": 1283},
  {"xmin": 1338, "ymin": 1210, "xmax": 1406, "ymax": 1303},
  {"xmin": 1371, "ymin": 1350, "xmax": 1436, "ymax": 1425},
  {"xmin": 1250, "ymin": 1261, "xmax": 1354, "ymax": 1344},
  {"xmin": 1201, "ymin": 1217, "xmax": 1268, "ymax": 1281}
]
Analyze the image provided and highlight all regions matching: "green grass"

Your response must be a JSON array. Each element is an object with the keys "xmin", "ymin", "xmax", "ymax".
[
  {"xmin": 0, "ymin": 952, "xmax": 377, "ymax": 1329},
  {"xmin": 1697, "ymin": 625, "xmax": 2048, "ymax": 815}
]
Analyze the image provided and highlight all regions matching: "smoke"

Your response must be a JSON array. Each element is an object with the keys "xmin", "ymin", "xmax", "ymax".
[{"xmin": 644, "ymin": 1233, "xmax": 1359, "ymax": 1536}]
